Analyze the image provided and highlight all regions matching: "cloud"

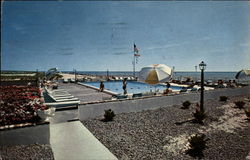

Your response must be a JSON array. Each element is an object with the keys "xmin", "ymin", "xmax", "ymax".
[
  {"xmin": 113, "ymin": 47, "xmax": 128, "ymax": 50},
  {"xmin": 60, "ymin": 48, "xmax": 73, "ymax": 51},
  {"xmin": 114, "ymin": 22, "xmax": 127, "ymax": 25},
  {"xmin": 57, "ymin": 52, "xmax": 74, "ymax": 56},
  {"xmin": 13, "ymin": 25, "xmax": 25, "ymax": 31},
  {"xmin": 146, "ymin": 43, "xmax": 183, "ymax": 50},
  {"xmin": 239, "ymin": 42, "xmax": 250, "ymax": 47},
  {"xmin": 202, "ymin": 47, "xmax": 230, "ymax": 54},
  {"xmin": 97, "ymin": 22, "xmax": 127, "ymax": 26},
  {"xmin": 13, "ymin": 25, "xmax": 27, "ymax": 34},
  {"xmin": 198, "ymin": 36, "xmax": 221, "ymax": 41},
  {"xmin": 200, "ymin": 36, "xmax": 212, "ymax": 41},
  {"xmin": 146, "ymin": 36, "xmax": 220, "ymax": 51},
  {"xmin": 113, "ymin": 52, "xmax": 128, "ymax": 55}
]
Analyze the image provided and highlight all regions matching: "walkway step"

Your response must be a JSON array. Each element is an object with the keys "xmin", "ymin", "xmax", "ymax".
[{"xmin": 50, "ymin": 121, "xmax": 117, "ymax": 160}]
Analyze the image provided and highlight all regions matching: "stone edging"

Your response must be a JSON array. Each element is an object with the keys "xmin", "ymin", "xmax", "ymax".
[{"xmin": 77, "ymin": 82, "xmax": 118, "ymax": 96}]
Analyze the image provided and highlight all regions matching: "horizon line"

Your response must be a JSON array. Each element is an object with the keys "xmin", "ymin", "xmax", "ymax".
[{"xmin": 1, "ymin": 69, "xmax": 239, "ymax": 73}]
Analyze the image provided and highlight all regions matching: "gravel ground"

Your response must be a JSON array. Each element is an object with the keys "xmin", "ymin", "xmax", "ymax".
[
  {"xmin": 82, "ymin": 94, "xmax": 250, "ymax": 160},
  {"xmin": 0, "ymin": 144, "xmax": 54, "ymax": 160}
]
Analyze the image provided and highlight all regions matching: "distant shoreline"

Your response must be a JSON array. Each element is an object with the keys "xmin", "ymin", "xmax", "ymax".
[
  {"xmin": 1, "ymin": 70, "xmax": 238, "ymax": 81},
  {"xmin": 1, "ymin": 70, "xmax": 238, "ymax": 73}
]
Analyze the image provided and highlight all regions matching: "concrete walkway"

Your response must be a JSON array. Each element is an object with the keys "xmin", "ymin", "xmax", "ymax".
[
  {"xmin": 49, "ymin": 109, "xmax": 78, "ymax": 124},
  {"xmin": 50, "ymin": 121, "xmax": 117, "ymax": 160}
]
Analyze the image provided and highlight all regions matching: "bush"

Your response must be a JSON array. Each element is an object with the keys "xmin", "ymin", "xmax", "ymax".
[
  {"xmin": 244, "ymin": 108, "xmax": 250, "ymax": 118},
  {"xmin": 219, "ymin": 96, "xmax": 228, "ymax": 102},
  {"xmin": 181, "ymin": 101, "xmax": 191, "ymax": 109},
  {"xmin": 186, "ymin": 134, "xmax": 208, "ymax": 158},
  {"xmin": 193, "ymin": 110, "xmax": 206, "ymax": 124},
  {"xmin": 103, "ymin": 109, "xmax": 115, "ymax": 121},
  {"xmin": 192, "ymin": 104, "xmax": 206, "ymax": 124},
  {"xmin": 234, "ymin": 101, "xmax": 245, "ymax": 109}
]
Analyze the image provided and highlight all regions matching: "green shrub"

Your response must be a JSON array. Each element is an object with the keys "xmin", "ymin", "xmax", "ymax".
[
  {"xmin": 234, "ymin": 101, "xmax": 245, "ymax": 109},
  {"xmin": 104, "ymin": 109, "xmax": 115, "ymax": 121},
  {"xmin": 181, "ymin": 101, "xmax": 191, "ymax": 109},
  {"xmin": 219, "ymin": 96, "xmax": 228, "ymax": 102},
  {"xmin": 193, "ymin": 110, "xmax": 206, "ymax": 124},
  {"xmin": 186, "ymin": 134, "xmax": 208, "ymax": 158}
]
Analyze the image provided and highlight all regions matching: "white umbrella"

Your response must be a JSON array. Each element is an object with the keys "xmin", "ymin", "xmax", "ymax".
[
  {"xmin": 235, "ymin": 69, "xmax": 250, "ymax": 80},
  {"xmin": 138, "ymin": 64, "xmax": 172, "ymax": 84}
]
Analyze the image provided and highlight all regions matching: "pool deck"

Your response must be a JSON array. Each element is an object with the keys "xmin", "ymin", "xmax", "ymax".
[{"xmin": 57, "ymin": 83, "xmax": 113, "ymax": 103}]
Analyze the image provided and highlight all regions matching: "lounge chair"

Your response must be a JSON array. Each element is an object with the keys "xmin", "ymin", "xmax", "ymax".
[
  {"xmin": 116, "ymin": 95, "xmax": 128, "ymax": 99},
  {"xmin": 191, "ymin": 88, "xmax": 198, "ymax": 91},
  {"xmin": 54, "ymin": 98, "xmax": 79, "ymax": 102},
  {"xmin": 53, "ymin": 96, "xmax": 78, "ymax": 100},
  {"xmin": 132, "ymin": 93, "xmax": 143, "ymax": 98},
  {"xmin": 180, "ymin": 89, "xmax": 187, "ymax": 93}
]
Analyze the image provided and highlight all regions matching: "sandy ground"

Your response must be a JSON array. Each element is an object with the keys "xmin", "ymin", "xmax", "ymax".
[
  {"xmin": 82, "ymin": 94, "xmax": 250, "ymax": 160},
  {"xmin": 60, "ymin": 73, "xmax": 86, "ymax": 79},
  {"xmin": 0, "ymin": 144, "xmax": 54, "ymax": 160}
]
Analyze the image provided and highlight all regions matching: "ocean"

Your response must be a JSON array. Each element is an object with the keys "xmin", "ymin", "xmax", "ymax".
[{"xmin": 64, "ymin": 71, "xmax": 237, "ymax": 81}]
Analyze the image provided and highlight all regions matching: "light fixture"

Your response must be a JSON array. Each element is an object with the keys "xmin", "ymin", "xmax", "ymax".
[{"xmin": 199, "ymin": 61, "xmax": 206, "ymax": 70}]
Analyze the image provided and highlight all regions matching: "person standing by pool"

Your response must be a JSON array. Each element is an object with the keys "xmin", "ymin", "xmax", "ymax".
[
  {"xmin": 123, "ymin": 78, "xmax": 127, "ymax": 95},
  {"xmin": 166, "ymin": 82, "xmax": 171, "ymax": 89},
  {"xmin": 100, "ymin": 81, "xmax": 104, "ymax": 92},
  {"xmin": 164, "ymin": 82, "xmax": 171, "ymax": 94}
]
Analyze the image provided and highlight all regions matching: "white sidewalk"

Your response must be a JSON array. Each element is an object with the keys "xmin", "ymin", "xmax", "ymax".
[{"xmin": 50, "ymin": 121, "xmax": 118, "ymax": 160}]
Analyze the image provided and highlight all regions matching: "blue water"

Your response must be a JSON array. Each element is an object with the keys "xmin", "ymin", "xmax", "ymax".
[
  {"xmin": 174, "ymin": 72, "xmax": 237, "ymax": 81},
  {"xmin": 64, "ymin": 71, "xmax": 237, "ymax": 81},
  {"xmin": 82, "ymin": 81, "xmax": 183, "ymax": 94}
]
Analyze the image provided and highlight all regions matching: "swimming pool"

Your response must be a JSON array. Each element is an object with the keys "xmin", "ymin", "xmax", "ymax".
[{"xmin": 82, "ymin": 81, "xmax": 183, "ymax": 94}]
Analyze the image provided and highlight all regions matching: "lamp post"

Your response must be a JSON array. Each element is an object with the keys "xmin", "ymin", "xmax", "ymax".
[
  {"xmin": 36, "ymin": 69, "xmax": 39, "ymax": 87},
  {"xmin": 74, "ymin": 69, "xmax": 77, "ymax": 83},
  {"xmin": 199, "ymin": 61, "xmax": 206, "ymax": 112}
]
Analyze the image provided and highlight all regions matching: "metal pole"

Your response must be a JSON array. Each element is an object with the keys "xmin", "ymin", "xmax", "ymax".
[
  {"xmin": 133, "ymin": 54, "xmax": 135, "ymax": 78},
  {"xmin": 74, "ymin": 69, "xmax": 76, "ymax": 83},
  {"xmin": 134, "ymin": 55, "xmax": 135, "ymax": 78},
  {"xmin": 172, "ymin": 66, "xmax": 175, "ymax": 80},
  {"xmin": 107, "ymin": 69, "xmax": 109, "ymax": 80},
  {"xmin": 36, "ymin": 69, "xmax": 38, "ymax": 87},
  {"xmin": 200, "ymin": 68, "xmax": 204, "ymax": 112}
]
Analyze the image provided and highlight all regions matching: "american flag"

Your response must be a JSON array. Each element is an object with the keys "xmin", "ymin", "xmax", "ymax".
[
  {"xmin": 134, "ymin": 43, "xmax": 139, "ymax": 53},
  {"xmin": 134, "ymin": 43, "xmax": 140, "ymax": 57}
]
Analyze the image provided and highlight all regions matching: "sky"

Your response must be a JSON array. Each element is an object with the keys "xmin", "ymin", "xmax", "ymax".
[{"xmin": 2, "ymin": 1, "xmax": 250, "ymax": 72}]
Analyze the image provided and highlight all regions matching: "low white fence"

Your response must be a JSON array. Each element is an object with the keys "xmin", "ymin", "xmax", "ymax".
[{"xmin": 78, "ymin": 86, "xmax": 250, "ymax": 120}]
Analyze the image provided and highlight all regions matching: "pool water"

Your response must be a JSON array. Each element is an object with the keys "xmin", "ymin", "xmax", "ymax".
[{"xmin": 82, "ymin": 81, "xmax": 183, "ymax": 94}]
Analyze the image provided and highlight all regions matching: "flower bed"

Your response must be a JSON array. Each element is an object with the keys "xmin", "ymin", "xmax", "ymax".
[{"xmin": 0, "ymin": 85, "xmax": 48, "ymax": 126}]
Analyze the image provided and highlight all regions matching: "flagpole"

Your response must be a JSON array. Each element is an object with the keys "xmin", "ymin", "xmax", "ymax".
[{"xmin": 133, "ymin": 51, "xmax": 136, "ymax": 78}]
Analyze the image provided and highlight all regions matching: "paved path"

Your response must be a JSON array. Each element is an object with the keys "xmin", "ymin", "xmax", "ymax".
[
  {"xmin": 49, "ymin": 109, "xmax": 78, "ymax": 124},
  {"xmin": 50, "ymin": 121, "xmax": 117, "ymax": 160},
  {"xmin": 58, "ymin": 83, "xmax": 112, "ymax": 103}
]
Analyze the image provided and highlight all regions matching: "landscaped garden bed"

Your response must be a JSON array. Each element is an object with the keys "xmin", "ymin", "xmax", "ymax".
[
  {"xmin": 82, "ymin": 94, "xmax": 250, "ymax": 159},
  {"xmin": 0, "ymin": 85, "xmax": 51, "ymax": 147},
  {"xmin": 0, "ymin": 85, "xmax": 48, "ymax": 127}
]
